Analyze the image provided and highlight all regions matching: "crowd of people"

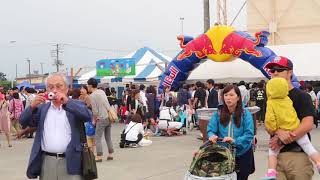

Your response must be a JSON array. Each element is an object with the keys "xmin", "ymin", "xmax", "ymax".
[{"xmin": 0, "ymin": 56, "xmax": 320, "ymax": 180}]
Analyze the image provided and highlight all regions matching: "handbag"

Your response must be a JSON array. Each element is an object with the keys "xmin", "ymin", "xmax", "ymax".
[
  {"xmin": 107, "ymin": 106, "xmax": 118, "ymax": 123},
  {"xmin": 79, "ymin": 121, "xmax": 98, "ymax": 180}
]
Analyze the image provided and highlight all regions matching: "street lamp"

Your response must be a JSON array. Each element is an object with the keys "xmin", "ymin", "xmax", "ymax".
[
  {"xmin": 180, "ymin": 17, "xmax": 184, "ymax": 35},
  {"xmin": 27, "ymin": 59, "xmax": 31, "ymax": 83}
]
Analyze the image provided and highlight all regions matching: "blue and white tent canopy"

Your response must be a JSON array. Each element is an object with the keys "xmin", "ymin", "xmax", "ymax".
[{"xmin": 77, "ymin": 47, "xmax": 172, "ymax": 84}]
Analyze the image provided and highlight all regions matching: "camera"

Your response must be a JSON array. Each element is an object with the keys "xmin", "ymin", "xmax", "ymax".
[{"xmin": 45, "ymin": 92, "xmax": 55, "ymax": 100}]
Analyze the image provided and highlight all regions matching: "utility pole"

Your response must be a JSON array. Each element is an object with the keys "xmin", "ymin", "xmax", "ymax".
[
  {"xmin": 51, "ymin": 44, "xmax": 64, "ymax": 72},
  {"xmin": 180, "ymin": 17, "xmax": 184, "ymax": 35},
  {"xmin": 40, "ymin": 63, "xmax": 44, "ymax": 75},
  {"xmin": 15, "ymin": 64, "xmax": 17, "ymax": 80},
  {"xmin": 203, "ymin": 0, "xmax": 210, "ymax": 32},
  {"xmin": 40, "ymin": 62, "xmax": 45, "ymax": 83},
  {"xmin": 27, "ymin": 59, "xmax": 31, "ymax": 83},
  {"xmin": 217, "ymin": 0, "xmax": 228, "ymax": 25}
]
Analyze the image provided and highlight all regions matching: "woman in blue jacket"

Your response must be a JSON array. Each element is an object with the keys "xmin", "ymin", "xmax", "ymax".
[{"xmin": 207, "ymin": 85, "xmax": 255, "ymax": 180}]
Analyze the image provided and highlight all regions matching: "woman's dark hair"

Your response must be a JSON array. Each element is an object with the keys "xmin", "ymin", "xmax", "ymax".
[
  {"xmin": 150, "ymin": 85, "xmax": 157, "ymax": 96},
  {"xmin": 257, "ymin": 81, "xmax": 264, "ymax": 89},
  {"xmin": 131, "ymin": 89, "xmax": 140, "ymax": 99},
  {"xmin": 111, "ymin": 87, "xmax": 116, "ymax": 93},
  {"xmin": 13, "ymin": 92, "xmax": 19, "ymax": 99},
  {"xmin": 81, "ymin": 85, "xmax": 88, "ymax": 94},
  {"xmin": 218, "ymin": 83, "xmax": 224, "ymax": 89},
  {"xmin": 105, "ymin": 88, "xmax": 111, "ymax": 96},
  {"xmin": 305, "ymin": 84, "xmax": 313, "ymax": 92},
  {"xmin": 131, "ymin": 113, "xmax": 142, "ymax": 123},
  {"xmin": 195, "ymin": 81, "xmax": 203, "ymax": 88},
  {"xmin": 146, "ymin": 86, "xmax": 152, "ymax": 94},
  {"xmin": 220, "ymin": 85, "xmax": 243, "ymax": 128},
  {"xmin": 72, "ymin": 88, "xmax": 81, "ymax": 99},
  {"xmin": 165, "ymin": 100, "xmax": 172, "ymax": 107}
]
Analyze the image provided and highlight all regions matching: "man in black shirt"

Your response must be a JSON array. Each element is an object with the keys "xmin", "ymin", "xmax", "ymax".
[
  {"xmin": 193, "ymin": 81, "xmax": 207, "ymax": 142},
  {"xmin": 266, "ymin": 56, "xmax": 314, "ymax": 180}
]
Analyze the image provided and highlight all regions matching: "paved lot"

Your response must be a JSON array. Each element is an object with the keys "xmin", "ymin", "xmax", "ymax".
[{"xmin": 0, "ymin": 123, "xmax": 320, "ymax": 180}]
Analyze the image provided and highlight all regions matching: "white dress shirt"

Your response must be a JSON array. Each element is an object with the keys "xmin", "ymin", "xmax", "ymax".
[{"xmin": 41, "ymin": 103, "xmax": 71, "ymax": 153}]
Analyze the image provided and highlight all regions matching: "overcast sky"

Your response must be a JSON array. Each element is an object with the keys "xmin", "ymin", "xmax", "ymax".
[{"xmin": 0, "ymin": 0, "xmax": 246, "ymax": 80}]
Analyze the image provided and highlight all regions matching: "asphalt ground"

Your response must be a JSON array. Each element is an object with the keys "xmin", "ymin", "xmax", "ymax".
[{"xmin": 0, "ymin": 123, "xmax": 320, "ymax": 180}]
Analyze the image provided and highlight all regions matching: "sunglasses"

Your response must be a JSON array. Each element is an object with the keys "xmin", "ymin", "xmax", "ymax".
[{"xmin": 269, "ymin": 68, "xmax": 289, "ymax": 73}]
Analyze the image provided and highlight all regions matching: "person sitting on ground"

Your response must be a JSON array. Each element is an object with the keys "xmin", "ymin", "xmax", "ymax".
[
  {"xmin": 158, "ymin": 101, "xmax": 182, "ymax": 136},
  {"xmin": 124, "ymin": 114, "xmax": 152, "ymax": 147},
  {"xmin": 262, "ymin": 78, "xmax": 320, "ymax": 179},
  {"xmin": 145, "ymin": 119, "xmax": 160, "ymax": 136}
]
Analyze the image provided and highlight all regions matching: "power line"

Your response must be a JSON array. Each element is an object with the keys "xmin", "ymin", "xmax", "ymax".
[{"xmin": 230, "ymin": 0, "xmax": 248, "ymax": 26}]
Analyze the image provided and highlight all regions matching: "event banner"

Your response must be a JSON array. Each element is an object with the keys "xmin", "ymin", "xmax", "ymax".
[{"xmin": 96, "ymin": 58, "xmax": 136, "ymax": 77}]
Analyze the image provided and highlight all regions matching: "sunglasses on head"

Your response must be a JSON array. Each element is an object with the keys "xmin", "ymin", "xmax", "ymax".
[{"xmin": 269, "ymin": 67, "xmax": 289, "ymax": 73}]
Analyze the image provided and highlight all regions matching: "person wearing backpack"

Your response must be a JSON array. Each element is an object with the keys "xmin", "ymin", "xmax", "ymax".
[{"xmin": 123, "ymin": 114, "xmax": 152, "ymax": 147}]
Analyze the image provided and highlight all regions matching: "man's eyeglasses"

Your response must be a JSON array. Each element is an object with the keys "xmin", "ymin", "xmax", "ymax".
[
  {"xmin": 269, "ymin": 68, "xmax": 289, "ymax": 73},
  {"xmin": 47, "ymin": 83, "xmax": 64, "ymax": 91}
]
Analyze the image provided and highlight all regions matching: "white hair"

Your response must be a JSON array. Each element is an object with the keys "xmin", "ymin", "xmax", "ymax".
[{"xmin": 45, "ymin": 73, "xmax": 69, "ymax": 88}]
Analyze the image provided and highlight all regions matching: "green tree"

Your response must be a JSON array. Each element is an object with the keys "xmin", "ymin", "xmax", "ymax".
[{"xmin": 0, "ymin": 72, "xmax": 7, "ymax": 81}]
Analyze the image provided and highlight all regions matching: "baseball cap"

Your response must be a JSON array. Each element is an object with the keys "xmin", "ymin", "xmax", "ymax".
[{"xmin": 265, "ymin": 56, "xmax": 293, "ymax": 70}]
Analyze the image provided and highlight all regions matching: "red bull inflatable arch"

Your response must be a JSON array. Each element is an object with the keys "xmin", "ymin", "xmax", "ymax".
[{"xmin": 159, "ymin": 25, "xmax": 299, "ymax": 92}]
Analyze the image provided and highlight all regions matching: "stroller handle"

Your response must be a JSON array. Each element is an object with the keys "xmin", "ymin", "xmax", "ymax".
[{"xmin": 200, "ymin": 139, "xmax": 234, "ymax": 149}]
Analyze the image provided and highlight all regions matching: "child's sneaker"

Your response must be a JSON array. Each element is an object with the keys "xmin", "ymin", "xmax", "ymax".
[{"xmin": 261, "ymin": 169, "xmax": 277, "ymax": 180}]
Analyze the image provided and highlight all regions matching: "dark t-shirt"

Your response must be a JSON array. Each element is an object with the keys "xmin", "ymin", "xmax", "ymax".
[
  {"xmin": 177, "ymin": 89, "xmax": 191, "ymax": 106},
  {"xmin": 280, "ymin": 88, "xmax": 315, "ymax": 153},
  {"xmin": 194, "ymin": 88, "xmax": 206, "ymax": 109}
]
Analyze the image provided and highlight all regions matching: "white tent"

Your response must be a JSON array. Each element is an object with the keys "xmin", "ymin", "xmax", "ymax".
[
  {"xmin": 188, "ymin": 43, "xmax": 320, "ymax": 82},
  {"xmin": 101, "ymin": 47, "xmax": 171, "ymax": 83},
  {"xmin": 77, "ymin": 47, "xmax": 171, "ymax": 84}
]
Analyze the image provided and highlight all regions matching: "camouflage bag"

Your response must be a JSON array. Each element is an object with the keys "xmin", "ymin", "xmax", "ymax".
[{"xmin": 189, "ymin": 141, "xmax": 236, "ymax": 177}]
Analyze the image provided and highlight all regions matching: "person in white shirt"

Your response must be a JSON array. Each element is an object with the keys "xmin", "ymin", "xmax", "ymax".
[
  {"xmin": 24, "ymin": 87, "xmax": 36, "ymax": 108},
  {"xmin": 139, "ymin": 84, "xmax": 148, "ymax": 114},
  {"xmin": 124, "ymin": 114, "xmax": 152, "ymax": 147},
  {"xmin": 238, "ymin": 80, "xmax": 250, "ymax": 107},
  {"xmin": 19, "ymin": 73, "xmax": 91, "ymax": 180},
  {"xmin": 306, "ymin": 84, "xmax": 318, "ymax": 109},
  {"xmin": 158, "ymin": 101, "xmax": 183, "ymax": 136}
]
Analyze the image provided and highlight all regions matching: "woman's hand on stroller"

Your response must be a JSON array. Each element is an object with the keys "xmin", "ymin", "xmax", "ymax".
[
  {"xmin": 222, "ymin": 136, "xmax": 234, "ymax": 143},
  {"xmin": 209, "ymin": 135, "xmax": 218, "ymax": 143}
]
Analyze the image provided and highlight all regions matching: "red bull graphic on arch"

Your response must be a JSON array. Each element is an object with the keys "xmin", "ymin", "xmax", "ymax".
[{"xmin": 159, "ymin": 25, "xmax": 299, "ymax": 92}]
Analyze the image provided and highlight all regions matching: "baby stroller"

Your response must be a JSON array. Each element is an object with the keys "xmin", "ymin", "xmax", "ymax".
[{"xmin": 185, "ymin": 140, "xmax": 237, "ymax": 180}]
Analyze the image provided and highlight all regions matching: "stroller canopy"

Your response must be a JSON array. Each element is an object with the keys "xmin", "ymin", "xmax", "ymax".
[{"xmin": 189, "ymin": 142, "xmax": 235, "ymax": 177}]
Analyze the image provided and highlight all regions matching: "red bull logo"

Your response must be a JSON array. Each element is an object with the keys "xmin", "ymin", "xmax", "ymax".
[
  {"xmin": 177, "ymin": 34, "xmax": 216, "ymax": 61},
  {"xmin": 219, "ymin": 32, "xmax": 262, "ymax": 57},
  {"xmin": 162, "ymin": 66, "xmax": 179, "ymax": 89}
]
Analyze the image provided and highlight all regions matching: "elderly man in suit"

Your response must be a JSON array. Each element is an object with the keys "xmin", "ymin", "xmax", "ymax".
[{"xmin": 20, "ymin": 73, "xmax": 91, "ymax": 180}]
